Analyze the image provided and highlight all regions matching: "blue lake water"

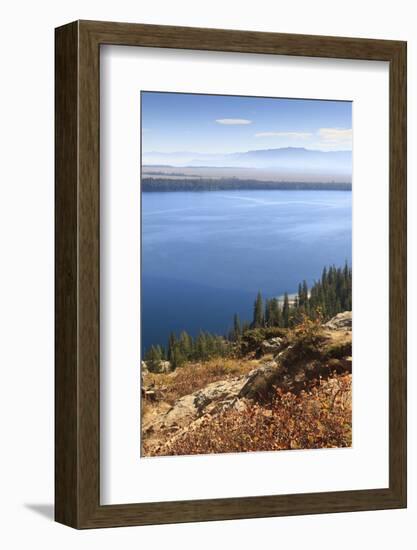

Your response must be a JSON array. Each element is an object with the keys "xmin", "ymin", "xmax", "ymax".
[{"xmin": 141, "ymin": 190, "xmax": 352, "ymax": 353}]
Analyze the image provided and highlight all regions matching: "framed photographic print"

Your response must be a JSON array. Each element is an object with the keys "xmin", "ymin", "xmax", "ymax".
[{"xmin": 55, "ymin": 20, "xmax": 407, "ymax": 528}]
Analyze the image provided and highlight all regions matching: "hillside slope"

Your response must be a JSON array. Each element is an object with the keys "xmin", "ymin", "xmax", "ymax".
[{"xmin": 142, "ymin": 312, "xmax": 352, "ymax": 456}]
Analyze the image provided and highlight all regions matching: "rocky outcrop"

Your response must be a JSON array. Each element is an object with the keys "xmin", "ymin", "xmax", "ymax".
[
  {"xmin": 143, "ymin": 376, "xmax": 249, "ymax": 438},
  {"xmin": 141, "ymin": 361, "xmax": 149, "ymax": 374},
  {"xmin": 260, "ymin": 337, "xmax": 284, "ymax": 355},
  {"xmin": 141, "ymin": 381, "xmax": 167, "ymax": 401},
  {"xmin": 142, "ymin": 359, "xmax": 173, "ymax": 374},
  {"xmin": 144, "ymin": 346, "xmax": 352, "ymax": 448},
  {"xmin": 324, "ymin": 311, "xmax": 352, "ymax": 331},
  {"xmin": 239, "ymin": 361, "xmax": 282, "ymax": 400},
  {"xmin": 142, "ymin": 315, "xmax": 352, "ymax": 455}
]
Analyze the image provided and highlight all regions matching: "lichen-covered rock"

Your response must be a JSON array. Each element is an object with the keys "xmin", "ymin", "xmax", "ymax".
[
  {"xmin": 239, "ymin": 361, "xmax": 282, "ymax": 400},
  {"xmin": 260, "ymin": 337, "xmax": 284, "ymax": 355},
  {"xmin": 324, "ymin": 311, "xmax": 352, "ymax": 331},
  {"xmin": 143, "ymin": 363, "xmax": 282, "ymax": 441},
  {"xmin": 141, "ymin": 361, "xmax": 149, "ymax": 374},
  {"xmin": 143, "ymin": 359, "xmax": 173, "ymax": 374},
  {"xmin": 145, "ymin": 376, "xmax": 249, "ymax": 436}
]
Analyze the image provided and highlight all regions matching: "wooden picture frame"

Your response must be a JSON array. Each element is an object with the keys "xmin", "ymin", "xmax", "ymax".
[{"xmin": 55, "ymin": 20, "xmax": 407, "ymax": 528}]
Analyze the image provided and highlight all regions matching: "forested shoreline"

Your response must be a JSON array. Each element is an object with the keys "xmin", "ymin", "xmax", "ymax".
[
  {"xmin": 144, "ymin": 263, "xmax": 352, "ymax": 370},
  {"xmin": 141, "ymin": 177, "xmax": 352, "ymax": 192}
]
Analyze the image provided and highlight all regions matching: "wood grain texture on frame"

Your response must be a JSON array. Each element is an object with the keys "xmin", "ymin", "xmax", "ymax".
[{"xmin": 55, "ymin": 20, "xmax": 407, "ymax": 529}]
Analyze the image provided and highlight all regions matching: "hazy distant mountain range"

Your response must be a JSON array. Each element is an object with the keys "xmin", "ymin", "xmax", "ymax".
[
  {"xmin": 141, "ymin": 147, "xmax": 352, "ymax": 191},
  {"xmin": 142, "ymin": 147, "xmax": 351, "ymax": 180}
]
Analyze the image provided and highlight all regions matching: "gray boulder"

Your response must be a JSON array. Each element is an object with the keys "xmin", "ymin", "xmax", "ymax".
[
  {"xmin": 144, "ymin": 361, "xmax": 285, "ymax": 439},
  {"xmin": 324, "ymin": 311, "xmax": 352, "ymax": 331},
  {"xmin": 143, "ymin": 359, "xmax": 173, "ymax": 374},
  {"xmin": 141, "ymin": 360, "xmax": 149, "ymax": 374},
  {"xmin": 239, "ymin": 361, "xmax": 282, "ymax": 400},
  {"xmin": 260, "ymin": 337, "xmax": 284, "ymax": 355},
  {"xmin": 151, "ymin": 376, "xmax": 248, "ymax": 434}
]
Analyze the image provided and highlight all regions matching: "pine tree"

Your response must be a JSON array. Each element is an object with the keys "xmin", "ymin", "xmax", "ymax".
[
  {"xmin": 302, "ymin": 280, "xmax": 308, "ymax": 306},
  {"xmin": 179, "ymin": 331, "xmax": 192, "ymax": 358},
  {"xmin": 196, "ymin": 332, "xmax": 207, "ymax": 361},
  {"xmin": 252, "ymin": 291, "xmax": 264, "ymax": 328},
  {"xmin": 321, "ymin": 266, "xmax": 327, "ymax": 287},
  {"xmin": 269, "ymin": 298, "xmax": 280, "ymax": 327},
  {"xmin": 144, "ymin": 345, "xmax": 156, "ymax": 362},
  {"xmin": 298, "ymin": 282, "xmax": 303, "ymax": 308},
  {"xmin": 156, "ymin": 345, "xmax": 165, "ymax": 360},
  {"xmin": 171, "ymin": 346, "xmax": 185, "ymax": 369},
  {"xmin": 233, "ymin": 313, "xmax": 242, "ymax": 340},
  {"xmin": 242, "ymin": 320, "xmax": 250, "ymax": 333},
  {"xmin": 167, "ymin": 332, "xmax": 176, "ymax": 363},
  {"xmin": 282, "ymin": 292, "xmax": 290, "ymax": 328},
  {"xmin": 144, "ymin": 345, "xmax": 163, "ymax": 371},
  {"xmin": 264, "ymin": 299, "xmax": 271, "ymax": 326}
]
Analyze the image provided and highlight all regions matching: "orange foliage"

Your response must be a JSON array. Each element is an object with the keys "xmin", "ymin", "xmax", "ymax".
[
  {"xmin": 143, "ymin": 358, "xmax": 257, "ymax": 405},
  {"xmin": 156, "ymin": 374, "xmax": 352, "ymax": 456}
]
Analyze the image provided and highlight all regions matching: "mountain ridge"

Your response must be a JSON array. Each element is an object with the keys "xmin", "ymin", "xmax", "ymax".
[{"xmin": 142, "ymin": 146, "xmax": 352, "ymax": 177}]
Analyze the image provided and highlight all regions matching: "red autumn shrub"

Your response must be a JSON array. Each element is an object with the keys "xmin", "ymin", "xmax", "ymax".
[{"xmin": 157, "ymin": 374, "xmax": 352, "ymax": 456}]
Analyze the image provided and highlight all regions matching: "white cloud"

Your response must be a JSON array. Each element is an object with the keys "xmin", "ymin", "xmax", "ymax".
[
  {"xmin": 215, "ymin": 118, "xmax": 252, "ymax": 125},
  {"xmin": 255, "ymin": 131, "xmax": 313, "ymax": 138},
  {"xmin": 252, "ymin": 127, "xmax": 352, "ymax": 150},
  {"xmin": 317, "ymin": 128, "xmax": 352, "ymax": 147}
]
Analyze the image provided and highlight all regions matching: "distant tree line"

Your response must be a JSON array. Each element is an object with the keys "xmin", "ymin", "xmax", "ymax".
[
  {"xmin": 144, "ymin": 330, "xmax": 231, "ymax": 370},
  {"xmin": 144, "ymin": 263, "xmax": 352, "ymax": 368},
  {"xmin": 142, "ymin": 177, "xmax": 352, "ymax": 192}
]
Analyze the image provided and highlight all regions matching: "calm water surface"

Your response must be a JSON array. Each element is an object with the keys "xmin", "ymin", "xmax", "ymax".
[{"xmin": 142, "ymin": 190, "xmax": 352, "ymax": 352}]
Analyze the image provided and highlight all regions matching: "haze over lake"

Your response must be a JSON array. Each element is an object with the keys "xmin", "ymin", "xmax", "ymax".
[{"xmin": 141, "ymin": 189, "xmax": 352, "ymax": 353}]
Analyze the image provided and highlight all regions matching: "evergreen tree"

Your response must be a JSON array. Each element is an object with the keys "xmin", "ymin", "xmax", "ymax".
[
  {"xmin": 242, "ymin": 320, "xmax": 250, "ymax": 333},
  {"xmin": 179, "ymin": 331, "xmax": 193, "ymax": 358},
  {"xmin": 298, "ymin": 282, "xmax": 303, "ymax": 308},
  {"xmin": 144, "ymin": 345, "xmax": 160, "ymax": 363},
  {"xmin": 264, "ymin": 299, "xmax": 272, "ymax": 326},
  {"xmin": 171, "ymin": 346, "xmax": 186, "ymax": 369},
  {"xmin": 269, "ymin": 297, "xmax": 281, "ymax": 327},
  {"xmin": 167, "ymin": 332, "xmax": 176, "ymax": 363},
  {"xmin": 144, "ymin": 345, "xmax": 164, "ymax": 371},
  {"xmin": 302, "ymin": 280, "xmax": 309, "ymax": 309},
  {"xmin": 252, "ymin": 291, "xmax": 264, "ymax": 328},
  {"xmin": 156, "ymin": 345, "xmax": 165, "ymax": 360},
  {"xmin": 233, "ymin": 313, "xmax": 242, "ymax": 340},
  {"xmin": 282, "ymin": 292, "xmax": 290, "ymax": 328},
  {"xmin": 321, "ymin": 266, "xmax": 328, "ymax": 287},
  {"xmin": 195, "ymin": 331, "xmax": 208, "ymax": 361}
]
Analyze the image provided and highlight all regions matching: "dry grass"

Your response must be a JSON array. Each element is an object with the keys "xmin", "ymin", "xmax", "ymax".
[
  {"xmin": 142, "ymin": 358, "xmax": 258, "ymax": 405},
  {"xmin": 156, "ymin": 374, "xmax": 352, "ymax": 456}
]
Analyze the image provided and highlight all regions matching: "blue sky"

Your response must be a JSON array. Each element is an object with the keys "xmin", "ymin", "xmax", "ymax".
[{"xmin": 141, "ymin": 92, "xmax": 352, "ymax": 154}]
